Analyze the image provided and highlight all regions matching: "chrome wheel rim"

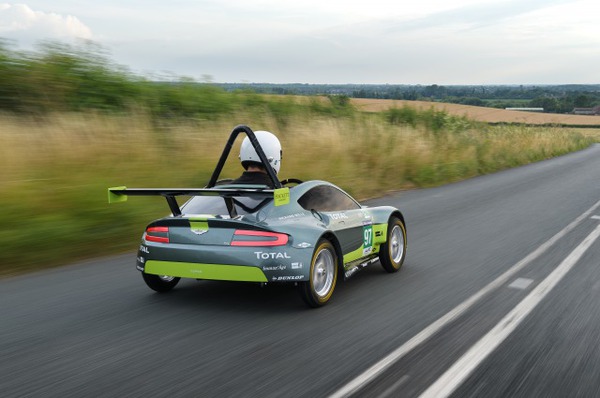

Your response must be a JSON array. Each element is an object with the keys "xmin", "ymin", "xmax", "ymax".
[
  {"xmin": 158, "ymin": 275, "xmax": 175, "ymax": 282},
  {"xmin": 312, "ymin": 248, "xmax": 335, "ymax": 298},
  {"xmin": 389, "ymin": 225, "xmax": 405, "ymax": 264}
]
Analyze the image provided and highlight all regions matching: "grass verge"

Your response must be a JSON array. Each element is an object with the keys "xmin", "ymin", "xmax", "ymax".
[{"xmin": 0, "ymin": 107, "xmax": 596, "ymax": 277}]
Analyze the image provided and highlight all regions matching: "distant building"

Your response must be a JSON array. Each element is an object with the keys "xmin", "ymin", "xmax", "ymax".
[
  {"xmin": 505, "ymin": 107, "xmax": 545, "ymax": 112},
  {"xmin": 571, "ymin": 106, "xmax": 600, "ymax": 115}
]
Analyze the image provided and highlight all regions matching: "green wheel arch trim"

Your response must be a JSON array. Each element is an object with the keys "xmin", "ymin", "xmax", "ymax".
[{"xmin": 145, "ymin": 260, "xmax": 268, "ymax": 282}]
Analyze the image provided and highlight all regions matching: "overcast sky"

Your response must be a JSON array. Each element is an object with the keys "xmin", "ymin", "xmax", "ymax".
[{"xmin": 1, "ymin": 1, "xmax": 598, "ymax": 84}]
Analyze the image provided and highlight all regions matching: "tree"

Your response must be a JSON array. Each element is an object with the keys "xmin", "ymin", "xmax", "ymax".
[
  {"xmin": 574, "ymin": 94, "xmax": 593, "ymax": 108},
  {"xmin": 530, "ymin": 96, "xmax": 560, "ymax": 113}
]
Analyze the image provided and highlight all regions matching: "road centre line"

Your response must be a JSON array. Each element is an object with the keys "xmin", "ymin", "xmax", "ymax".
[
  {"xmin": 508, "ymin": 277, "xmax": 534, "ymax": 290},
  {"xmin": 329, "ymin": 198, "xmax": 600, "ymax": 398},
  {"xmin": 420, "ymin": 224, "xmax": 600, "ymax": 398},
  {"xmin": 379, "ymin": 375, "xmax": 411, "ymax": 398}
]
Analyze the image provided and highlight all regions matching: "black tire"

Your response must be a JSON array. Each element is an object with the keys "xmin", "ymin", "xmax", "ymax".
[
  {"xmin": 142, "ymin": 273, "xmax": 181, "ymax": 292},
  {"xmin": 379, "ymin": 216, "xmax": 407, "ymax": 273},
  {"xmin": 299, "ymin": 239, "xmax": 338, "ymax": 308}
]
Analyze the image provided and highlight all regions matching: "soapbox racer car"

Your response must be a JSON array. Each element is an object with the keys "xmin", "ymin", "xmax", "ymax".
[{"xmin": 108, "ymin": 125, "xmax": 407, "ymax": 307}]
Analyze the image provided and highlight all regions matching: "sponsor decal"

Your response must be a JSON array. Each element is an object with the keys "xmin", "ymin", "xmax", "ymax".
[
  {"xmin": 345, "ymin": 258, "xmax": 378, "ymax": 277},
  {"xmin": 190, "ymin": 219, "xmax": 209, "ymax": 235},
  {"xmin": 274, "ymin": 188, "xmax": 290, "ymax": 206},
  {"xmin": 359, "ymin": 258, "xmax": 378, "ymax": 268},
  {"xmin": 295, "ymin": 242, "xmax": 312, "ymax": 249},
  {"xmin": 139, "ymin": 245, "xmax": 150, "ymax": 254},
  {"xmin": 263, "ymin": 265, "xmax": 287, "ymax": 271},
  {"xmin": 330, "ymin": 212, "xmax": 348, "ymax": 220},
  {"xmin": 291, "ymin": 262, "xmax": 303, "ymax": 269},
  {"xmin": 278, "ymin": 212, "xmax": 306, "ymax": 220},
  {"xmin": 255, "ymin": 251, "xmax": 292, "ymax": 260},
  {"xmin": 135, "ymin": 254, "xmax": 145, "ymax": 271},
  {"xmin": 272, "ymin": 275, "xmax": 303, "ymax": 281}
]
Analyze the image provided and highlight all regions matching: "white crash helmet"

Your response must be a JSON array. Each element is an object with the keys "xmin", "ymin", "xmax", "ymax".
[{"xmin": 239, "ymin": 130, "xmax": 282, "ymax": 173}]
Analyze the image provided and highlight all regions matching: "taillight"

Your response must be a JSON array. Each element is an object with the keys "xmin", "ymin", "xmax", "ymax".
[
  {"xmin": 145, "ymin": 226, "xmax": 169, "ymax": 243},
  {"xmin": 230, "ymin": 230, "xmax": 289, "ymax": 246}
]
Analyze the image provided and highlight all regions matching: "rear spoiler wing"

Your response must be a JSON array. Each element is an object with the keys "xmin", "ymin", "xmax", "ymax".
[
  {"xmin": 108, "ymin": 125, "xmax": 288, "ymax": 217},
  {"xmin": 108, "ymin": 186, "xmax": 290, "ymax": 217}
]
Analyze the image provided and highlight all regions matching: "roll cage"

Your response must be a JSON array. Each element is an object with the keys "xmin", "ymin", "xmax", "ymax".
[
  {"xmin": 108, "ymin": 125, "xmax": 285, "ymax": 217},
  {"xmin": 207, "ymin": 125, "xmax": 282, "ymax": 189}
]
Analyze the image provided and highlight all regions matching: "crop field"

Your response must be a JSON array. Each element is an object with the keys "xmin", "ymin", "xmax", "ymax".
[{"xmin": 350, "ymin": 98, "xmax": 600, "ymax": 126}]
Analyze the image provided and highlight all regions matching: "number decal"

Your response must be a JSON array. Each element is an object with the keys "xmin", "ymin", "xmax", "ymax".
[{"xmin": 363, "ymin": 224, "xmax": 373, "ymax": 253}]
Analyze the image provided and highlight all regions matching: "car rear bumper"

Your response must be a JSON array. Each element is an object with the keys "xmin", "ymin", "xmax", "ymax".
[
  {"xmin": 137, "ymin": 240, "xmax": 313, "ymax": 283},
  {"xmin": 144, "ymin": 260, "xmax": 268, "ymax": 282}
]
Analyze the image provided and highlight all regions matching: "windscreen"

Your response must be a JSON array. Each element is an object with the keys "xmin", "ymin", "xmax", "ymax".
[{"xmin": 180, "ymin": 195, "xmax": 271, "ymax": 216}]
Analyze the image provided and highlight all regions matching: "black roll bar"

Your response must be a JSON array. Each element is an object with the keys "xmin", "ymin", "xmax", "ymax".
[{"xmin": 206, "ymin": 125, "xmax": 282, "ymax": 189}]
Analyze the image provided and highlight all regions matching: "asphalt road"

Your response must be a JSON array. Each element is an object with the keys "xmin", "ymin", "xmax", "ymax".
[{"xmin": 2, "ymin": 144, "xmax": 600, "ymax": 398}]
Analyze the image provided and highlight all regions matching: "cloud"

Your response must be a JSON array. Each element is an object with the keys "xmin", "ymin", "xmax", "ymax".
[
  {"xmin": 3, "ymin": 1, "xmax": 595, "ymax": 84},
  {"xmin": 380, "ymin": 0, "xmax": 574, "ymax": 33},
  {"xmin": 0, "ymin": 3, "xmax": 92, "ymax": 47}
]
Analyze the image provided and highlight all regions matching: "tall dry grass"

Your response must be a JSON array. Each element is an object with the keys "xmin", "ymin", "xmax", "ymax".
[{"xmin": 0, "ymin": 111, "xmax": 594, "ymax": 276}]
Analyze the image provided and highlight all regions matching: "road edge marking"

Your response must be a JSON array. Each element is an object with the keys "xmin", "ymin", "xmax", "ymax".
[
  {"xmin": 419, "ymin": 224, "xmax": 600, "ymax": 398},
  {"xmin": 329, "ymin": 198, "xmax": 600, "ymax": 398}
]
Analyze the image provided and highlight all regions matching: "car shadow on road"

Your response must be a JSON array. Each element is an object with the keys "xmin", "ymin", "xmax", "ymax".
[{"xmin": 137, "ymin": 262, "xmax": 403, "ymax": 314}]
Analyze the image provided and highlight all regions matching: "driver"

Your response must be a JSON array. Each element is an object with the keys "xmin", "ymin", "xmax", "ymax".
[{"xmin": 232, "ymin": 130, "xmax": 282, "ymax": 188}]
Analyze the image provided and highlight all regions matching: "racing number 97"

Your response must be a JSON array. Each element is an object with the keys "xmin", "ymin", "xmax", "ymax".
[{"xmin": 363, "ymin": 225, "xmax": 373, "ymax": 249}]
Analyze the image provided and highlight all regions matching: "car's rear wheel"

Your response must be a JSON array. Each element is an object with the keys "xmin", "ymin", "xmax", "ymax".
[
  {"xmin": 299, "ymin": 239, "xmax": 338, "ymax": 308},
  {"xmin": 379, "ymin": 216, "xmax": 407, "ymax": 273},
  {"xmin": 142, "ymin": 273, "xmax": 181, "ymax": 292}
]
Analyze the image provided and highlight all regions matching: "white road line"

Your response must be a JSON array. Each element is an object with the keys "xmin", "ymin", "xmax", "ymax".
[
  {"xmin": 420, "ymin": 224, "xmax": 600, "ymax": 398},
  {"xmin": 592, "ymin": 215, "xmax": 600, "ymax": 220},
  {"xmin": 379, "ymin": 375, "xmax": 411, "ymax": 398},
  {"xmin": 329, "ymin": 198, "xmax": 600, "ymax": 398},
  {"xmin": 508, "ymin": 277, "xmax": 534, "ymax": 290}
]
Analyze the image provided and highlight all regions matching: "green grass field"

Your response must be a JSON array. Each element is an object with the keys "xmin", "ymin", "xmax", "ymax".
[{"xmin": 0, "ymin": 104, "xmax": 596, "ymax": 277}]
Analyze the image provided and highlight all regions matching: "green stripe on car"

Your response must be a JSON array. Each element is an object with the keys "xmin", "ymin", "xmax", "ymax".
[
  {"xmin": 343, "ymin": 223, "xmax": 387, "ymax": 264},
  {"xmin": 145, "ymin": 260, "xmax": 268, "ymax": 282}
]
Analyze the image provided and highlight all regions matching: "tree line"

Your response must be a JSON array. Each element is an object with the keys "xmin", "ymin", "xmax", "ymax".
[
  {"xmin": 219, "ymin": 83, "xmax": 600, "ymax": 114},
  {"xmin": 0, "ymin": 40, "xmax": 360, "ymax": 119},
  {"xmin": 2, "ymin": 39, "xmax": 598, "ymax": 116}
]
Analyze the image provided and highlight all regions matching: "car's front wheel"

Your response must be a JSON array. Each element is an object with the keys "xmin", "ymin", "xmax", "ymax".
[
  {"xmin": 299, "ymin": 239, "xmax": 338, "ymax": 308},
  {"xmin": 142, "ymin": 273, "xmax": 181, "ymax": 292},
  {"xmin": 379, "ymin": 216, "xmax": 407, "ymax": 273}
]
